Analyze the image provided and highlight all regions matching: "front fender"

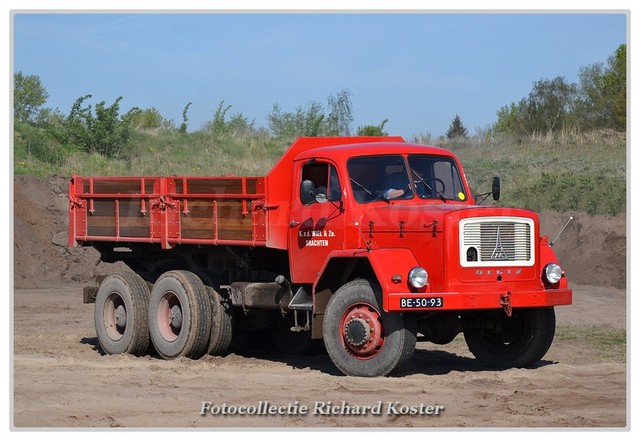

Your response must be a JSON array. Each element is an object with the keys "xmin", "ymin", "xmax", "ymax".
[
  {"xmin": 313, "ymin": 248, "xmax": 422, "ymax": 312},
  {"xmin": 540, "ymin": 236, "xmax": 569, "ymax": 288}
]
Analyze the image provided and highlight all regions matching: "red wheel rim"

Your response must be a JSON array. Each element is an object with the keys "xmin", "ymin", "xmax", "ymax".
[
  {"xmin": 103, "ymin": 292, "xmax": 126, "ymax": 341},
  {"xmin": 339, "ymin": 302, "xmax": 385, "ymax": 359},
  {"xmin": 157, "ymin": 291, "xmax": 182, "ymax": 342}
]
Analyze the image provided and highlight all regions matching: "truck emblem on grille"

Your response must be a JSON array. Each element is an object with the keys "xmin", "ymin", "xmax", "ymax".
[{"xmin": 491, "ymin": 226, "xmax": 508, "ymax": 260}]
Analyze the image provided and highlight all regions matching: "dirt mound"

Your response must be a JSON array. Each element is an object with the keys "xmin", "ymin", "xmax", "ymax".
[
  {"xmin": 13, "ymin": 174, "xmax": 127, "ymax": 289},
  {"xmin": 12, "ymin": 175, "xmax": 626, "ymax": 289},
  {"xmin": 538, "ymin": 210, "xmax": 626, "ymax": 289}
]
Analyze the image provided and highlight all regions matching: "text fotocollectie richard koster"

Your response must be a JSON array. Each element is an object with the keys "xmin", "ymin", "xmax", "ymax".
[{"xmin": 200, "ymin": 400, "xmax": 445, "ymax": 417}]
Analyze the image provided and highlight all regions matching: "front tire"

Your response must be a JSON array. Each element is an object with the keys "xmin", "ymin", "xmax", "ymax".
[
  {"xmin": 463, "ymin": 307, "xmax": 556, "ymax": 368},
  {"xmin": 94, "ymin": 272, "xmax": 150, "ymax": 356},
  {"xmin": 323, "ymin": 279, "xmax": 416, "ymax": 377},
  {"xmin": 148, "ymin": 271, "xmax": 212, "ymax": 359}
]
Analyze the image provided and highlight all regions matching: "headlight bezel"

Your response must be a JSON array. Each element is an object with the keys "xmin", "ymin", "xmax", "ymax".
[
  {"xmin": 408, "ymin": 266, "xmax": 428, "ymax": 289},
  {"xmin": 543, "ymin": 262, "xmax": 563, "ymax": 285}
]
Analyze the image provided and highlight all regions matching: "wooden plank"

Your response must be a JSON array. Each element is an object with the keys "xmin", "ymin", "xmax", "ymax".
[
  {"xmin": 88, "ymin": 215, "xmax": 147, "ymax": 228},
  {"xmin": 118, "ymin": 199, "xmax": 147, "ymax": 218},
  {"xmin": 119, "ymin": 227, "xmax": 151, "ymax": 238},
  {"xmin": 218, "ymin": 228, "xmax": 253, "ymax": 241},
  {"xmin": 87, "ymin": 225, "xmax": 116, "ymax": 237},
  {"xmin": 181, "ymin": 228, "xmax": 215, "ymax": 240},
  {"xmin": 85, "ymin": 180, "xmax": 144, "ymax": 195},
  {"xmin": 186, "ymin": 180, "xmax": 244, "ymax": 195},
  {"xmin": 181, "ymin": 199, "xmax": 215, "ymax": 239},
  {"xmin": 91, "ymin": 200, "xmax": 116, "ymax": 216},
  {"xmin": 183, "ymin": 199, "xmax": 215, "ymax": 217}
]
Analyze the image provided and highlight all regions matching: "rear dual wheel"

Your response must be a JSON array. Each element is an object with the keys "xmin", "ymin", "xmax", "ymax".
[
  {"xmin": 94, "ymin": 272, "xmax": 150, "ymax": 356},
  {"xmin": 205, "ymin": 286, "xmax": 234, "ymax": 356},
  {"xmin": 148, "ymin": 271, "xmax": 212, "ymax": 359},
  {"xmin": 95, "ymin": 270, "xmax": 233, "ymax": 360}
]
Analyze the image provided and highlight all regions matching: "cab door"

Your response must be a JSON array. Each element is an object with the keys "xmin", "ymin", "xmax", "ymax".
[{"xmin": 288, "ymin": 159, "xmax": 345, "ymax": 283}]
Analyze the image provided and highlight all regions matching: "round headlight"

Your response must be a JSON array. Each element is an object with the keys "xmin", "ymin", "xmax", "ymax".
[
  {"xmin": 544, "ymin": 263, "xmax": 562, "ymax": 284},
  {"xmin": 408, "ymin": 267, "xmax": 428, "ymax": 289}
]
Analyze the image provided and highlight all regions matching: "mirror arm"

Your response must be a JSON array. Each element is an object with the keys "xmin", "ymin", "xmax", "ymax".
[{"xmin": 474, "ymin": 191, "xmax": 491, "ymax": 205}]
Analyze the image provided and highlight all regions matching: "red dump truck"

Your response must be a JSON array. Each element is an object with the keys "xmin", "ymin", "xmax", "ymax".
[{"xmin": 69, "ymin": 136, "xmax": 572, "ymax": 377}]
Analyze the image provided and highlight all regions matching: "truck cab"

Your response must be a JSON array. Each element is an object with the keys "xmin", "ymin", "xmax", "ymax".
[
  {"xmin": 287, "ymin": 142, "xmax": 475, "ymax": 285},
  {"xmin": 281, "ymin": 139, "xmax": 571, "ymax": 376}
]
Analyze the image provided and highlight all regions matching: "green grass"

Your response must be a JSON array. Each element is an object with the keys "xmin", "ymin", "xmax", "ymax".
[
  {"xmin": 437, "ymin": 130, "xmax": 626, "ymax": 215},
  {"xmin": 555, "ymin": 324, "xmax": 626, "ymax": 363},
  {"xmin": 13, "ymin": 126, "xmax": 627, "ymax": 216}
]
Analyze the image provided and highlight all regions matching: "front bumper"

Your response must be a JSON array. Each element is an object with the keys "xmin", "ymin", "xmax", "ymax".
[{"xmin": 387, "ymin": 288, "xmax": 572, "ymax": 312}]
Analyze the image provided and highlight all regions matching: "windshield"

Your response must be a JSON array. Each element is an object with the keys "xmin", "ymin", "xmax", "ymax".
[
  {"xmin": 347, "ymin": 155, "xmax": 413, "ymax": 203},
  {"xmin": 408, "ymin": 155, "xmax": 467, "ymax": 202}
]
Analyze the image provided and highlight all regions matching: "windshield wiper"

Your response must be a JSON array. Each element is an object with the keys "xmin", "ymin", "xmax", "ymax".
[
  {"xmin": 411, "ymin": 169, "xmax": 446, "ymax": 202},
  {"xmin": 349, "ymin": 178, "xmax": 374, "ymax": 197},
  {"xmin": 350, "ymin": 177, "xmax": 385, "ymax": 203}
]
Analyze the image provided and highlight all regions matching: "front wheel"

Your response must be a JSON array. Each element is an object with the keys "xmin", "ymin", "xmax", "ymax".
[
  {"xmin": 463, "ymin": 307, "xmax": 556, "ymax": 369},
  {"xmin": 323, "ymin": 279, "xmax": 416, "ymax": 377}
]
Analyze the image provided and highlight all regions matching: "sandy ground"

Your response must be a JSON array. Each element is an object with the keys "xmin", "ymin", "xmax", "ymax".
[{"xmin": 12, "ymin": 282, "xmax": 626, "ymax": 429}]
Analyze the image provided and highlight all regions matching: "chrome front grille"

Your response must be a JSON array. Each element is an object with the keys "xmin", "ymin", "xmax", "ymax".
[{"xmin": 460, "ymin": 217, "xmax": 535, "ymax": 267}]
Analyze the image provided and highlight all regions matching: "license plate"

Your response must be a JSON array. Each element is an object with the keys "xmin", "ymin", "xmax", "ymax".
[{"xmin": 400, "ymin": 297, "xmax": 444, "ymax": 308}]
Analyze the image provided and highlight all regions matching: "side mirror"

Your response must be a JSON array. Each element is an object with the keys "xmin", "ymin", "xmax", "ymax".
[
  {"xmin": 300, "ymin": 180, "xmax": 316, "ymax": 205},
  {"xmin": 492, "ymin": 176, "xmax": 501, "ymax": 201}
]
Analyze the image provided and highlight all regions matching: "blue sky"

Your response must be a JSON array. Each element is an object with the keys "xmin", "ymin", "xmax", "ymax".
[{"xmin": 12, "ymin": 12, "xmax": 627, "ymax": 139}]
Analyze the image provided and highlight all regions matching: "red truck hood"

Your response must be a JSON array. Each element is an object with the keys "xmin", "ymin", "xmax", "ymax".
[
  {"xmin": 360, "ymin": 203, "xmax": 461, "ymax": 233},
  {"xmin": 360, "ymin": 202, "xmax": 538, "ymax": 234}
]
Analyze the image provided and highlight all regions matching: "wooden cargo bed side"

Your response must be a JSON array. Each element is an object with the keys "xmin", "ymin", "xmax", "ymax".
[{"xmin": 69, "ymin": 175, "xmax": 268, "ymax": 249}]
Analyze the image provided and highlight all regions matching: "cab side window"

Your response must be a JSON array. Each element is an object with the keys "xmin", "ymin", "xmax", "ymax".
[{"xmin": 300, "ymin": 162, "xmax": 342, "ymax": 205}]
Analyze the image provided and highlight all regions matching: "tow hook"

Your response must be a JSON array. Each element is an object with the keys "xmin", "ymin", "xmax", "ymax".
[{"xmin": 500, "ymin": 292, "xmax": 513, "ymax": 316}]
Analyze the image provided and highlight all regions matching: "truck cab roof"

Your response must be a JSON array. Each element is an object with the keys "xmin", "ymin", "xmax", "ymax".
[{"xmin": 294, "ymin": 141, "xmax": 457, "ymax": 163}]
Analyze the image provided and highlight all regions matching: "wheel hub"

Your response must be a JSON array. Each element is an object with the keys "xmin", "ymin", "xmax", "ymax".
[
  {"xmin": 169, "ymin": 305, "xmax": 183, "ymax": 328},
  {"xmin": 340, "ymin": 305, "xmax": 385, "ymax": 358},
  {"xmin": 114, "ymin": 305, "xmax": 127, "ymax": 328},
  {"xmin": 344, "ymin": 318, "xmax": 370, "ymax": 346}
]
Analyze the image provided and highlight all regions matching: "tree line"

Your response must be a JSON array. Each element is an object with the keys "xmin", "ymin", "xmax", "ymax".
[
  {"xmin": 13, "ymin": 75, "xmax": 390, "ymax": 160},
  {"xmin": 13, "ymin": 43, "xmax": 625, "ymax": 162},
  {"xmin": 490, "ymin": 44, "xmax": 626, "ymax": 138}
]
